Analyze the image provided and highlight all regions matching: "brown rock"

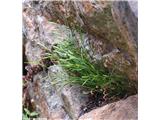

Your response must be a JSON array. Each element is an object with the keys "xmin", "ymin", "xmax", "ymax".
[
  {"xmin": 23, "ymin": 2, "xmax": 72, "ymax": 66},
  {"xmin": 30, "ymin": 1, "xmax": 138, "ymax": 81},
  {"xmin": 111, "ymin": 1, "xmax": 138, "ymax": 80},
  {"xmin": 79, "ymin": 95, "xmax": 138, "ymax": 120}
]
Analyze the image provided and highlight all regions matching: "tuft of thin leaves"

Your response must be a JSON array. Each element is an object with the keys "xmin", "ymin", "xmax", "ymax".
[
  {"xmin": 46, "ymin": 36, "xmax": 135, "ymax": 97},
  {"xmin": 23, "ymin": 108, "xmax": 39, "ymax": 120}
]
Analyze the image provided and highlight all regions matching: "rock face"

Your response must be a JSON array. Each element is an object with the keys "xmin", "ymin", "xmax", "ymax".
[
  {"xmin": 33, "ymin": 0, "xmax": 138, "ymax": 81},
  {"xmin": 23, "ymin": 2, "xmax": 72, "ymax": 66},
  {"xmin": 79, "ymin": 95, "xmax": 138, "ymax": 120},
  {"xmin": 23, "ymin": 1, "xmax": 138, "ymax": 120},
  {"xmin": 48, "ymin": 65, "xmax": 90, "ymax": 120},
  {"xmin": 28, "ymin": 65, "xmax": 90, "ymax": 120},
  {"xmin": 23, "ymin": 2, "xmax": 91, "ymax": 119},
  {"xmin": 111, "ymin": 1, "xmax": 138, "ymax": 81},
  {"xmin": 28, "ymin": 71, "xmax": 71, "ymax": 120},
  {"xmin": 23, "ymin": 0, "xmax": 138, "ymax": 80}
]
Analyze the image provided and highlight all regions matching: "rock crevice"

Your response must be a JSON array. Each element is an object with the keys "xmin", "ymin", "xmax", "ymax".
[{"xmin": 23, "ymin": 1, "xmax": 138, "ymax": 120}]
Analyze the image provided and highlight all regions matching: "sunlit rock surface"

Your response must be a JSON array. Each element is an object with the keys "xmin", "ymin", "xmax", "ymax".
[{"xmin": 79, "ymin": 95, "xmax": 138, "ymax": 120}]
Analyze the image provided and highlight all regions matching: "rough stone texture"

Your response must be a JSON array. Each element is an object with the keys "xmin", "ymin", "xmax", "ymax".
[
  {"xmin": 61, "ymin": 85, "xmax": 89, "ymax": 119},
  {"xmin": 28, "ymin": 71, "xmax": 71, "ymax": 120},
  {"xmin": 23, "ymin": 1, "xmax": 138, "ymax": 119},
  {"xmin": 111, "ymin": 1, "xmax": 138, "ymax": 80},
  {"xmin": 111, "ymin": 0, "xmax": 138, "ymax": 51},
  {"xmin": 34, "ymin": 0, "xmax": 138, "ymax": 81},
  {"xmin": 27, "ymin": 65, "xmax": 90, "ymax": 120},
  {"xmin": 128, "ymin": 0, "xmax": 138, "ymax": 18},
  {"xmin": 23, "ymin": 2, "xmax": 72, "ymax": 66},
  {"xmin": 23, "ymin": 3, "xmax": 91, "ymax": 119},
  {"xmin": 48, "ymin": 65, "xmax": 90, "ymax": 120},
  {"xmin": 23, "ymin": 2, "xmax": 104, "ymax": 66},
  {"xmin": 79, "ymin": 95, "xmax": 138, "ymax": 120}
]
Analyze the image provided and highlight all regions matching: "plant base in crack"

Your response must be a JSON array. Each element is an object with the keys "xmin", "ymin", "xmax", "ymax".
[{"xmin": 46, "ymin": 35, "xmax": 137, "ymax": 107}]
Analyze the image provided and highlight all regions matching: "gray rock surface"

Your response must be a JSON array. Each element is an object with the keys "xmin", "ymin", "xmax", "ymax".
[
  {"xmin": 61, "ymin": 85, "xmax": 89, "ymax": 119},
  {"xmin": 129, "ymin": 0, "xmax": 138, "ymax": 18},
  {"xmin": 27, "ymin": 65, "xmax": 90, "ymax": 120},
  {"xmin": 28, "ymin": 71, "xmax": 71, "ymax": 120},
  {"xmin": 111, "ymin": 1, "xmax": 138, "ymax": 45},
  {"xmin": 48, "ymin": 65, "xmax": 90, "ymax": 120}
]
